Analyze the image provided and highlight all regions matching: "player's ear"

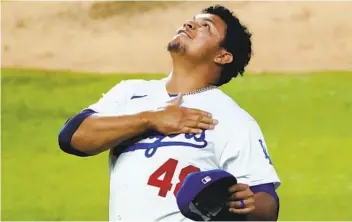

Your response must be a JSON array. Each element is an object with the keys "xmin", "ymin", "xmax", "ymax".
[{"xmin": 213, "ymin": 50, "xmax": 233, "ymax": 65}]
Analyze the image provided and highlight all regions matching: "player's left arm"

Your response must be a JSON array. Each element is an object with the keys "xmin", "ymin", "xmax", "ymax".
[
  {"xmin": 249, "ymin": 186, "xmax": 279, "ymax": 221},
  {"xmin": 227, "ymin": 183, "xmax": 279, "ymax": 221},
  {"xmin": 219, "ymin": 120, "xmax": 281, "ymax": 221}
]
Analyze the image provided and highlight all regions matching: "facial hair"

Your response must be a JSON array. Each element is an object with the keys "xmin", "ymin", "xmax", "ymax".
[{"xmin": 167, "ymin": 41, "xmax": 186, "ymax": 54}]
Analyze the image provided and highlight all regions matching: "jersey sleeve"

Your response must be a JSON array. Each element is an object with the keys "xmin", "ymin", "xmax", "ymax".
[
  {"xmin": 219, "ymin": 120, "xmax": 281, "ymax": 189},
  {"xmin": 86, "ymin": 80, "xmax": 131, "ymax": 115}
]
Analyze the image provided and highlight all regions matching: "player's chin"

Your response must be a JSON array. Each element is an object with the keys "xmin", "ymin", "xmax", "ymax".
[{"xmin": 167, "ymin": 40, "xmax": 186, "ymax": 53}]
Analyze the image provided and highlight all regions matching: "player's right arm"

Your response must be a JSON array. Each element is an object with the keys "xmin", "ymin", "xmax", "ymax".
[
  {"xmin": 61, "ymin": 111, "xmax": 153, "ymax": 156},
  {"xmin": 58, "ymin": 81, "xmax": 217, "ymax": 156}
]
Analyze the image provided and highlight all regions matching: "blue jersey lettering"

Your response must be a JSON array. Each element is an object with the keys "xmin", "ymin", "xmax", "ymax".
[{"xmin": 121, "ymin": 130, "xmax": 208, "ymax": 158}]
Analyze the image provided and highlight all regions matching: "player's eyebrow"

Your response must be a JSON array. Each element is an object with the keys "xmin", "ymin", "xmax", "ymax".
[{"xmin": 193, "ymin": 16, "xmax": 216, "ymax": 26}]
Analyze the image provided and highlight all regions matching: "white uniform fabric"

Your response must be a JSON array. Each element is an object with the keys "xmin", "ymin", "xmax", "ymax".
[{"xmin": 87, "ymin": 77, "xmax": 281, "ymax": 222}]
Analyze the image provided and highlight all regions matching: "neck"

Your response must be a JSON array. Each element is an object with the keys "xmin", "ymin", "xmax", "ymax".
[{"xmin": 165, "ymin": 54, "xmax": 220, "ymax": 94}]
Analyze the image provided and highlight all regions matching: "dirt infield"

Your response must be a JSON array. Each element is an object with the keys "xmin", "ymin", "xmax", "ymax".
[{"xmin": 2, "ymin": 1, "xmax": 352, "ymax": 73}]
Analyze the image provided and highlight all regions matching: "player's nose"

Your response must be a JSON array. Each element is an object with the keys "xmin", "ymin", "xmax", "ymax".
[{"xmin": 183, "ymin": 20, "xmax": 195, "ymax": 30}]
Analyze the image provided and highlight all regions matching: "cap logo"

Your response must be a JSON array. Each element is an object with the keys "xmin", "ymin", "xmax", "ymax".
[{"xmin": 201, "ymin": 176, "xmax": 212, "ymax": 184}]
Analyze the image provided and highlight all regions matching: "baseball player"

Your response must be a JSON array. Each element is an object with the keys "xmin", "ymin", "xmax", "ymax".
[{"xmin": 58, "ymin": 5, "xmax": 280, "ymax": 221}]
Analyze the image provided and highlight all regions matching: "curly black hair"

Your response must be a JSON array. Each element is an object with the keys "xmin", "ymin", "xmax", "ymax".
[{"xmin": 202, "ymin": 5, "xmax": 252, "ymax": 86}]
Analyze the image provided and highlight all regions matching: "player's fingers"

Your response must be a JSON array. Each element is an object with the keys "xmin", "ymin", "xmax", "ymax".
[
  {"xmin": 184, "ymin": 120, "xmax": 214, "ymax": 130},
  {"xmin": 228, "ymin": 190, "xmax": 254, "ymax": 200},
  {"xmin": 185, "ymin": 108, "xmax": 212, "ymax": 118},
  {"xmin": 227, "ymin": 198, "xmax": 255, "ymax": 209},
  {"xmin": 229, "ymin": 205, "xmax": 255, "ymax": 214},
  {"xmin": 187, "ymin": 114, "xmax": 217, "ymax": 125},
  {"xmin": 196, "ymin": 122, "xmax": 215, "ymax": 130},
  {"xmin": 228, "ymin": 183, "xmax": 249, "ymax": 193},
  {"xmin": 194, "ymin": 114, "xmax": 202, "ymax": 127},
  {"xmin": 182, "ymin": 127, "xmax": 202, "ymax": 135}
]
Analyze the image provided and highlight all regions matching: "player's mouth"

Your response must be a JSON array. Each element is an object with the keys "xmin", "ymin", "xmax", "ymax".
[{"xmin": 177, "ymin": 30, "xmax": 192, "ymax": 39}]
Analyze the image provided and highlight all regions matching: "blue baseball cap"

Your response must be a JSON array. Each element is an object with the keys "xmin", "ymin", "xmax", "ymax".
[{"xmin": 176, "ymin": 169, "xmax": 245, "ymax": 221}]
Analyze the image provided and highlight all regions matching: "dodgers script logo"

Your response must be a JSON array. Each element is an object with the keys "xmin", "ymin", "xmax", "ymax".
[{"xmin": 121, "ymin": 130, "xmax": 208, "ymax": 158}]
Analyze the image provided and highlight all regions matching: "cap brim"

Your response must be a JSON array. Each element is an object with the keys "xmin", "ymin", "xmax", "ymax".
[{"xmin": 193, "ymin": 176, "xmax": 237, "ymax": 210}]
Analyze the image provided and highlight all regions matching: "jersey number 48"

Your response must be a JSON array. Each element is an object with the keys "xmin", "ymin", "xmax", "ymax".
[{"xmin": 147, "ymin": 158, "xmax": 200, "ymax": 197}]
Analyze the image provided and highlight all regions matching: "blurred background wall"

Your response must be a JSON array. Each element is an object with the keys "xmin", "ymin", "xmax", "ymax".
[{"xmin": 2, "ymin": 1, "xmax": 352, "ymax": 74}]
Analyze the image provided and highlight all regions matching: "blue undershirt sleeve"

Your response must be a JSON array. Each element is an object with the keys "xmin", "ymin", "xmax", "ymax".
[{"xmin": 58, "ymin": 109, "xmax": 97, "ymax": 157}]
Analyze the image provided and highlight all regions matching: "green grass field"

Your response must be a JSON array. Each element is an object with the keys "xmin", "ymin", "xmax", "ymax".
[{"xmin": 2, "ymin": 68, "xmax": 352, "ymax": 220}]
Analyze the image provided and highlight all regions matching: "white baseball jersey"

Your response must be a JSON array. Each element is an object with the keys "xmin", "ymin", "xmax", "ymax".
[{"xmin": 87, "ymin": 77, "xmax": 280, "ymax": 222}]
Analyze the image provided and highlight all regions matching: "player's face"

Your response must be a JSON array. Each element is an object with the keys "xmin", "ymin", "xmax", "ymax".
[{"xmin": 168, "ymin": 13, "xmax": 227, "ymax": 61}]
